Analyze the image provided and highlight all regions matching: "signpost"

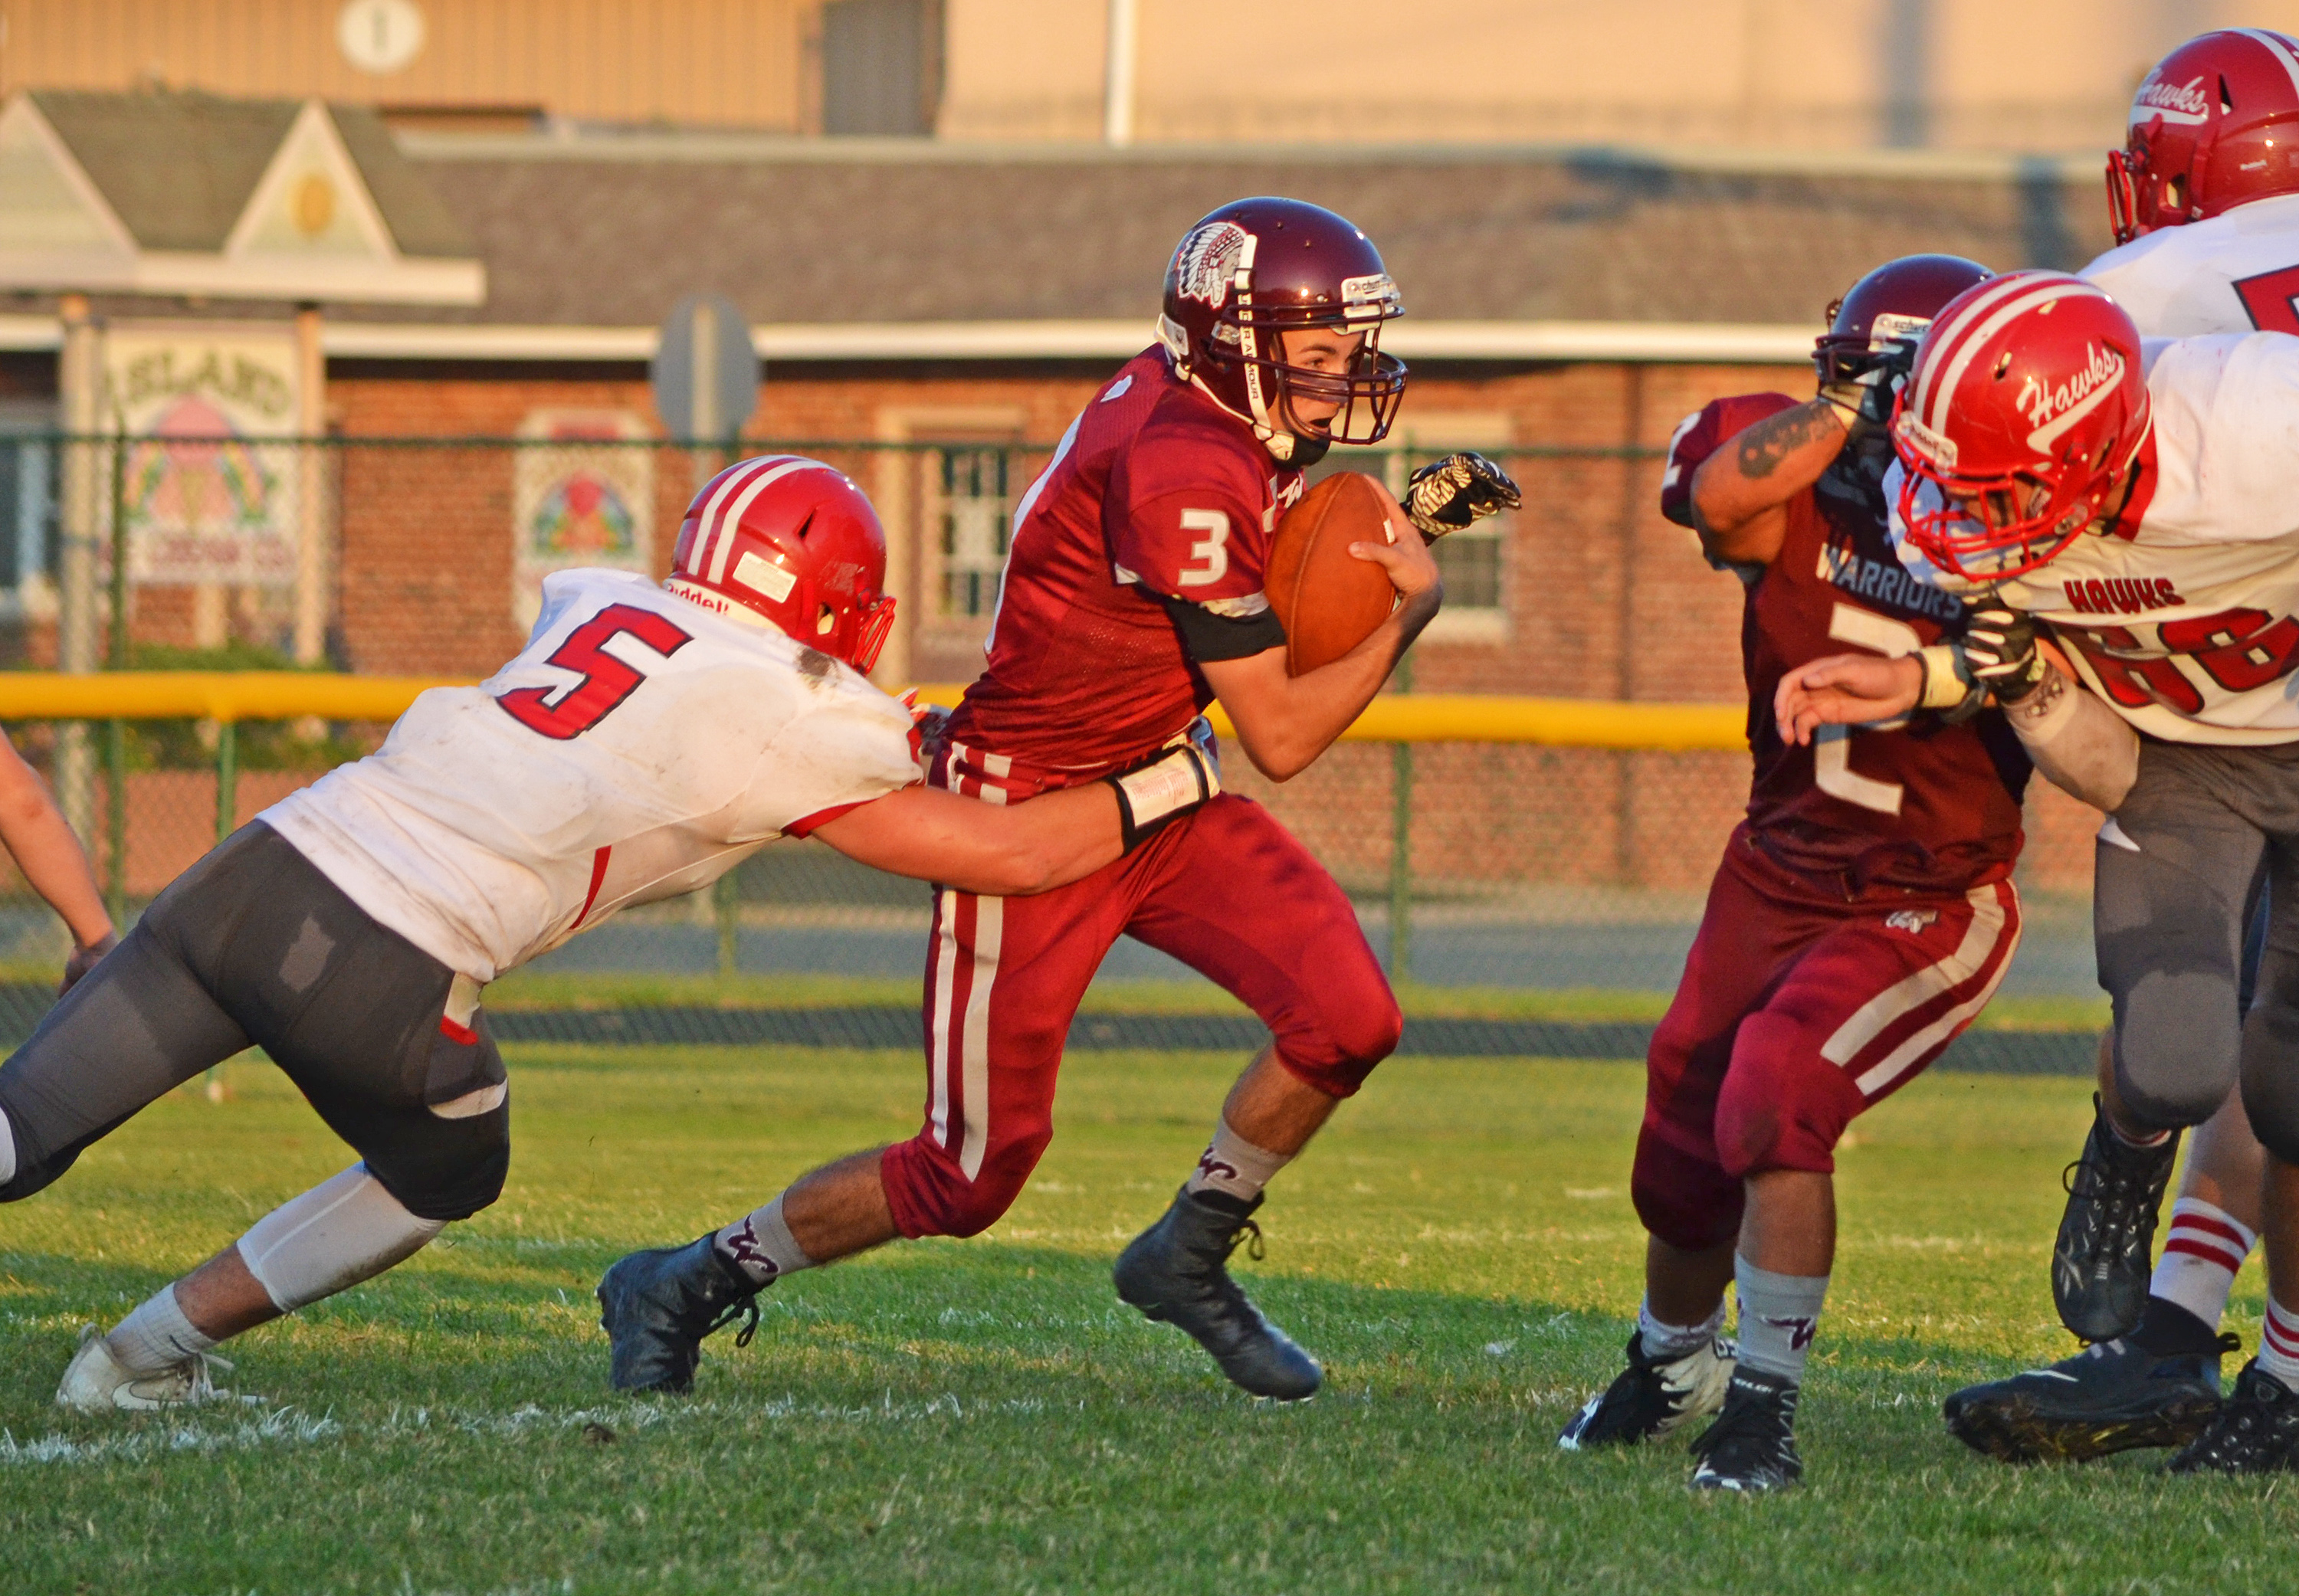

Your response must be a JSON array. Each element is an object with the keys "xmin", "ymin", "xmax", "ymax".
[{"xmin": 653, "ymin": 296, "xmax": 760, "ymax": 978}]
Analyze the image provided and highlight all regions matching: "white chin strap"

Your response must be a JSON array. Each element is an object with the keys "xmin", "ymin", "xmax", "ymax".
[
  {"xmin": 237, "ymin": 1164, "xmax": 445, "ymax": 1312},
  {"xmin": 0, "ymin": 1103, "xmax": 15, "ymax": 1186}
]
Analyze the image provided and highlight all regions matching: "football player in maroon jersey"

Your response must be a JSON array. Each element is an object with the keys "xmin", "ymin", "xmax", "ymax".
[
  {"xmin": 1555, "ymin": 256, "xmax": 2029, "ymax": 1491},
  {"xmin": 599, "ymin": 198, "xmax": 1521, "ymax": 1400}
]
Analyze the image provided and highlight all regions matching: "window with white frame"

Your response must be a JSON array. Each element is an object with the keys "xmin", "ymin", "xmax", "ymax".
[
  {"xmin": 936, "ymin": 445, "xmax": 1012, "ymax": 620},
  {"xmin": 0, "ymin": 406, "xmax": 57, "ymax": 618}
]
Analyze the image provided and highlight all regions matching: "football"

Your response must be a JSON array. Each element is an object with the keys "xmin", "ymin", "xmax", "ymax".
[{"xmin": 1264, "ymin": 471, "xmax": 1402, "ymax": 675}]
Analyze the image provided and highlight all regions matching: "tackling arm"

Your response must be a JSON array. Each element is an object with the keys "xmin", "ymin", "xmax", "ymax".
[
  {"xmin": 1689, "ymin": 399, "xmax": 1849, "ymax": 568},
  {"xmin": 1199, "ymin": 488, "xmax": 1443, "ymax": 782},
  {"xmin": 812, "ymin": 782, "xmax": 1127, "ymax": 896},
  {"xmin": 0, "ymin": 732, "xmax": 115, "ymax": 991}
]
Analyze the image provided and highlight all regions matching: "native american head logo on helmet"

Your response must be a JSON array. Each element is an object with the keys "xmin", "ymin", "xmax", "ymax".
[
  {"xmin": 1157, "ymin": 198, "xmax": 1408, "ymax": 466},
  {"xmin": 1891, "ymin": 272, "xmax": 2153, "ymax": 582},
  {"xmin": 2109, "ymin": 28, "xmax": 2299, "ymax": 243}
]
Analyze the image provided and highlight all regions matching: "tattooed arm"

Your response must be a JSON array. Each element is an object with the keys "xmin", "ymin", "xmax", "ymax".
[{"xmin": 1687, "ymin": 397, "xmax": 1848, "ymax": 569}]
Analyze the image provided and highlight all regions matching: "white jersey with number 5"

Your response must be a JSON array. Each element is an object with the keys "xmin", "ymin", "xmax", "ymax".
[
  {"xmin": 262, "ymin": 568, "xmax": 922, "ymax": 983},
  {"xmin": 1890, "ymin": 333, "xmax": 2299, "ymax": 746},
  {"xmin": 2082, "ymin": 192, "xmax": 2299, "ymax": 336}
]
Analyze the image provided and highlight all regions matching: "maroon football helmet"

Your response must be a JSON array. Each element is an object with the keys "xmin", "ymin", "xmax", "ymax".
[
  {"xmin": 2108, "ymin": 28, "xmax": 2299, "ymax": 244},
  {"xmin": 1813, "ymin": 254, "xmax": 1994, "ymax": 385},
  {"xmin": 1157, "ymin": 197, "xmax": 1407, "ymax": 464},
  {"xmin": 665, "ymin": 455, "xmax": 897, "ymax": 674}
]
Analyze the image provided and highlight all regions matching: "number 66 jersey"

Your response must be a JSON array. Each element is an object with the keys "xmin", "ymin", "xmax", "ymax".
[
  {"xmin": 261, "ymin": 568, "xmax": 923, "ymax": 984},
  {"xmin": 1664, "ymin": 394, "xmax": 2029, "ymax": 893}
]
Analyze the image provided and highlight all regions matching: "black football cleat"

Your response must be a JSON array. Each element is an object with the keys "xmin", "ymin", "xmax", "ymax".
[
  {"xmin": 596, "ymin": 1234, "xmax": 762, "ymax": 1394},
  {"xmin": 2052, "ymin": 1094, "xmax": 2179, "ymax": 1344},
  {"xmin": 1688, "ymin": 1368, "xmax": 1805, "ymax": 1493},
  {"xmin": 1943, "ymin": 1333, "xmax": 2236, "ymax": 1463},
  {"xmin": 1113, "ymin": 1185, "xmax": 1321, "ymax": 1401},
  {"xmin": 2167, "ymin": 1360, "xmax": 2299, "ymax": 1475},
  {"xmin": 1557, "ymin": 1330, "xmax": 1736, "ymax": 1450}
]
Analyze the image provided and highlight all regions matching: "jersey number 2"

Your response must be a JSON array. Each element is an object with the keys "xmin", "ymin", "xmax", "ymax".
[
  {"xmin": 1812, "ymin": 604, "xmax": 1922, "ymax": 816},
  {"xmin": 495, "ymin": 604, "xmax": 694, "ymax": 740}
]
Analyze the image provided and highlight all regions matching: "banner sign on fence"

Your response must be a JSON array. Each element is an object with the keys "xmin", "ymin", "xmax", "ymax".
[
  {"xmin": 97, "ymin": 322, "xmax": 303, "ymax": 588},
  {"xmin": 511, "ymin": 409, "xmax": 655, "ymax": 630}
]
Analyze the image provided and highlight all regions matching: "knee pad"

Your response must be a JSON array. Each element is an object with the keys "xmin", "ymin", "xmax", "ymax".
[
  {"xmin": 2242, "ymin": 995, "xmax": 2299, "ymax": 1164},
  {"xmin": 1276, "ymin": 975, "xmax": 1402, "ymax": 1099},
  {"xmin": 2112, "ymin": 1008, "xmax": 2238, "ymax": 1132},
  {"xmin": 1712, "ymin": 1011, "xmax": 1862, "ymax": 1179},
  {"xmin": 1631, "ymin": 1129, "xmax": 1743, "ymax": 1254},
  {"xmin": 239, "ymin": 1163, "xmax": 446, "ymax": 1311},
  {"xmin": 881, "ymin": 1135, "xmax": 1036, "ymax": 1239},
  {"xmin": 354, "ymin": 1102, "xmax": 510, "ymax": 1223}
]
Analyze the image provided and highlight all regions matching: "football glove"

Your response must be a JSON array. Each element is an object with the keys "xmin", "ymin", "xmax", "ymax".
[
  {"xmin": 1962, "ymin": 607, "xmax": 2050, "ymax": 704},
  {"xmin": 1405, "ymin": 452, "xmax": 1521, "ymax": 541},
  {"xmin": 1818, "ymin": 341, "xmax": 1915, "ymax": 442},
  {"xmin": 1104, "ymin": 727, "xmax": 1222, "ymax": 851}
]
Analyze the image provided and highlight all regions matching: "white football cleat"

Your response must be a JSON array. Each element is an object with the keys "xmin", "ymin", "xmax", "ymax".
[{"xmin": 54, "ymin": 1324, "xmax": 248, "ymax": 1415}]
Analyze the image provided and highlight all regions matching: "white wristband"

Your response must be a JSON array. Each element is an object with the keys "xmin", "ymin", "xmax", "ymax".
[{"xmin": 1915, "ymin": 644, "xmax": 1972, "ymax": 710}]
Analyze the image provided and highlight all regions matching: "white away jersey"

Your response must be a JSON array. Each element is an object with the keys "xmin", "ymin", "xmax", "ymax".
[
  {"xmin": 2083, "ymin": 192, "xmax": 2299, "ymax": 336},
  {"xmin": 1890, "ymin": 333, "xmax": 2299, "ymax": 745},
  {"xmin": 263, "ymin": 569, "xmax": 921, "ymax": 981}
]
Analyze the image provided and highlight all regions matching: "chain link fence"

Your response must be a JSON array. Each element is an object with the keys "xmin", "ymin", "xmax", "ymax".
[{"xmin": 0, "ymin": 432, "xmax": 2106, "ymax": 1003}]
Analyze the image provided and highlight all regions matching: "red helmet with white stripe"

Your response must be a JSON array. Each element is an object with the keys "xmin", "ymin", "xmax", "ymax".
[
  {"xmin": 2108, "ymin": 28, "xmax": 2299, "ymax": 244},
  {"xmin": 1892, "ymin": 271, "xmax": 2151, "ymax": 581},
  {"xmin": 665, "ymin": 455, "xmax": 897, "ymax": 673}
]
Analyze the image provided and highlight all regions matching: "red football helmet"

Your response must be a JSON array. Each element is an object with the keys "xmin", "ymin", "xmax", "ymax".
[
  {"xmin": 1893, "ymin": 271, "xmax": 2152, "ymax": 581},
  {"xmin": 2108, "ymin": 28, "xmax": 2299, "ymax": 244},
  {"xmin": 1157, "ymin": 197, "xmax": 1408, "ymax": 464},
  {"xmin": 664, "ymin": 455, "xmax": 897, "ymax": 673},
  {"xmin": 1812, "ymin": 254, "xmax": 1993, "ymax": 385}
]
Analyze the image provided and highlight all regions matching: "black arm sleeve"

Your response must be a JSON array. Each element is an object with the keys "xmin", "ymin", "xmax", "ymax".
[{"xmin": 1157, "ymin": 595, "xmax": 1287, "ymax": 663}]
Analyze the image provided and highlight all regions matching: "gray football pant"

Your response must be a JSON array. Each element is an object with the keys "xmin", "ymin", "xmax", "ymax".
[{"xmin": 2098, "ymin": 738, "xmax": 2299, "ymax": 1160}]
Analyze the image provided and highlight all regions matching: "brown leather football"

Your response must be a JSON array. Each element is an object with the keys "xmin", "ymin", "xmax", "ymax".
[{"xmin": 1264, "ymin": 472, "xmax": 1400, "ymax": 675}]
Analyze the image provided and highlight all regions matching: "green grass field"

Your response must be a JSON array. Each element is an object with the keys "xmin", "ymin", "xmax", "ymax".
[{"xmin": 1, "ymin": 1042, "xmax": 2275, "ymax": 1594}]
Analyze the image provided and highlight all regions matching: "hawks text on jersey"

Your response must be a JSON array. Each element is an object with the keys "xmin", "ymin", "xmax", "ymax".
[
  {"xmin": 1890, "ymin": 333, "xmax": 2299, "ymax": 745},
  {"xmin": 2083, "ymin": 191, "xmax": 2299, "ymax": 337},
  {"xmin": 1668, "ymin": 394, "xmax": 2028, "ymax": 891},
  {"xmin": 263, "ymin": 568, "xmax": 923, "ymax": 982},
  {"xmin": 944, "ymin": 349, "xmax": 1304, "ymax": 779}
]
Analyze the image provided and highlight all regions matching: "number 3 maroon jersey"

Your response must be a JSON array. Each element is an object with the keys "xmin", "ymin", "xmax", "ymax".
[
  {"xmin": 945, "ymin": 348, "xmax": 1303, "ymax": 778},
  {"xmin": 1663, "ymin": 394, "xmax": 2029, "ymax": 892}
]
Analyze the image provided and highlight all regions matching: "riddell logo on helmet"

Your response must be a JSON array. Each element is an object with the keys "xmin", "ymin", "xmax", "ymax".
[
  {"xmin": 2016, "ymin": 342, "xmax": 2124, "ymax": 451},
  {"xmin": 1172, "ymin": 222, "xmax": 1248, "ymax": 309},
  {"xmin": 2133, "ymin": 73, "xmax": 2211, "ymax": 123}
]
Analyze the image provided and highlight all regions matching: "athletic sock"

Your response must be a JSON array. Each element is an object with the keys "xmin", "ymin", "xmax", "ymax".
[
  {"xmin": 1636, "ymin": 1296, "xmax": 1725, "ymax": 1362},
  {"xmin": 1184, "ymin": 1119, "xmax": 1294, "ymax": 1204},
  {"xmin": 2110, "ymin": 1119, "xmax": 2173, "ymax": 1149},
  {"xmin": 105, "ymin": 1284, "xmax": 217, "ymax": 1376},
  {"xmin": 714, "ymin": 1193, "xmax": 815, "ymax": 1287},
  {"xmin": 2256, "ymin": 1296, "xmax": 2299, "ymax": 1391},
  {"xmin": 1733, "ymin": 1257, "xmax": 1830, "ymax": 1385},
  {"xmin": 2149, "ymin": 1197, "xmax": 2256, "ymax": 1329},
  {"xmin": 0, "ymin": 1103, "xmax": 15, "ymax": 1186}
]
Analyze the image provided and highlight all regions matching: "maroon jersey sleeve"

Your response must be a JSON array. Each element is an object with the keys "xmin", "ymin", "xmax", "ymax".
[
  {"xmin": 1659, "ymin": 392, "xmax": 1802, "ymax": 529},
  {"xmin": 1105, "ymin": 414, "xmax": 1275, "ymax": 607}
]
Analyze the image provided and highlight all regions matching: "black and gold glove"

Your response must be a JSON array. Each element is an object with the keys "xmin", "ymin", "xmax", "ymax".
[{"xmin": 1404, "ymin": 451, "xmax": 1522, "ymax": 541}]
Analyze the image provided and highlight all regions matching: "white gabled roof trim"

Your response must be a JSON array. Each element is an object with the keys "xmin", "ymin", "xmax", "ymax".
[{"xmin": 0, "ymin": 316, "xmax": 1816, "ymax": 365}]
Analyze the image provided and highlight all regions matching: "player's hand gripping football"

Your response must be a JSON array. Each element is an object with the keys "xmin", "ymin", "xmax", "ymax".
[
  {"xmin": 1353, "ymin": 477, "xmax": 1445, "ymax": 607},
  {"xmin": 1773, "ymin": 653, "xmax": 1923, "ymax": 746},
  {"xmin": 1404, "ymin": 451, "xmax": 1521, "ymax": 542}
]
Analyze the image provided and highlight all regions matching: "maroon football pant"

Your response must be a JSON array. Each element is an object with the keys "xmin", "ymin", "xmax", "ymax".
[
  {"xmin": 1633, "ymin": 827, "xmax": 2022, "ymax": 1254},
  {"xmin": 880, "ymin": 790, "xmax": 1401, "ymax": 1240}
]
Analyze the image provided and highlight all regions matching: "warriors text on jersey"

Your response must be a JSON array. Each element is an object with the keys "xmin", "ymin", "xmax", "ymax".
[
  {"xmin": 263, "ymin": 569, "xmax": 922, "ymax": 982},
  {"xmin": 1890, "ymin": 333, "xmax": 2299, "ymax": 745},
  {"xmin": 2083, "ymin": 191, "xmax": 2299, "ymax": 336},
  {"xmin": 944, "ymin": 348, "xmax": 1303, "ymax": 778},
  {"xmin": 1667, "ymin": 395, "xmax": 2028, "ymax": 890}
]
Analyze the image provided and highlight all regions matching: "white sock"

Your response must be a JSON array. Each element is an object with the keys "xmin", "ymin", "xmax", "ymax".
[
  {"xmin": 0, "ymin": 1103, "xmax": 15, "ymax": 1186},
  {"xmin": 2258, "ymin": 1295, "xmax": 2299, "ymax": 1390},
  {"xmin": 106, "ymin": 1284, "xmax": 215, "ymax": 1376},
  {"xmin": 1733, "ymin": 1257, "xmax": 1830, "ymax": 1385},
  {"xmin": 715, "ymin": 1193, "xmax": 815, "ymax": 1286},
  {"xmin": 1636, "ymin": 1296, "xmax": 1724, "ymax": 1361},
  {"xmin": 2150, "ymin": 1197, "xmax": 2256, "ymax": 1329},
  {"xmin": 1185, "ymin": 1119, "xmax": 1293, "ymax": 1203}
]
